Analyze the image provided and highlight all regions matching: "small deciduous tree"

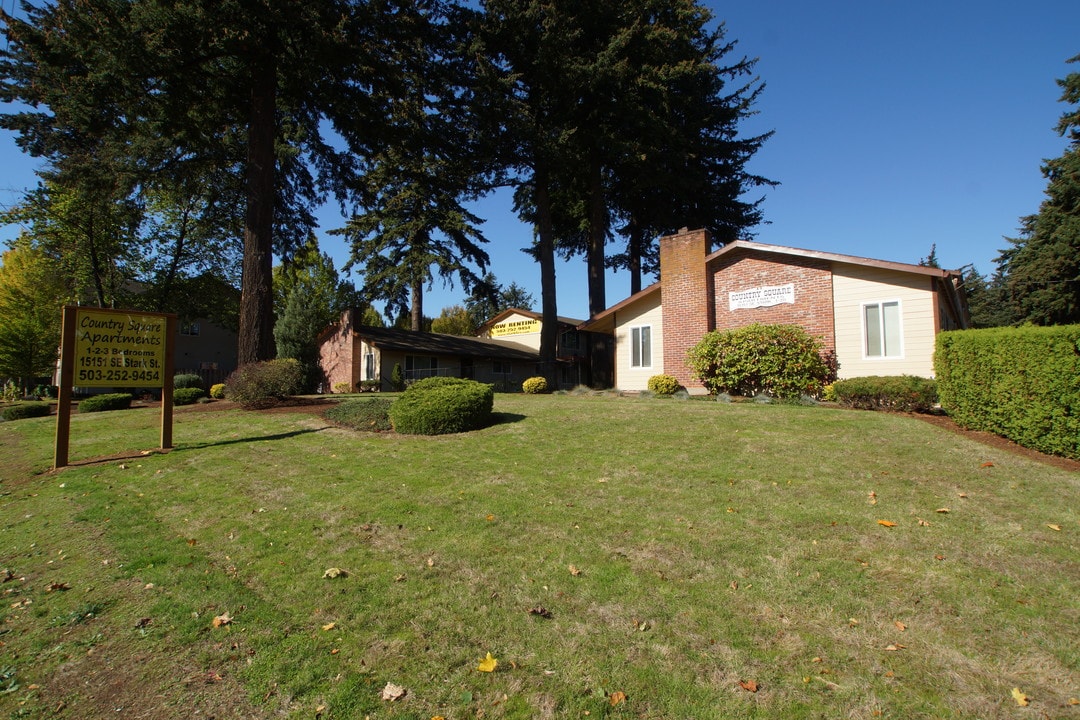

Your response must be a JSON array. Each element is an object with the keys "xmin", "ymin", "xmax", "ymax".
[
  {"xmin": 431, "ymin": 305, "xmax": 475, "ymax": 336},
  {"xmin": 0, "ymin": 237, "xmax": 69, "ymax": 391}
]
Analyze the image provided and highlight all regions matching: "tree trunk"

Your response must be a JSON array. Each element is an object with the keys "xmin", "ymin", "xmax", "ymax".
[
  {"xmin": 410, "ymin": 278, "xmax": 423, "ymax": 332},
  {"xmin": 238, "ymin": 61, "xmax": 277, "ymax": 365},
  {"xmin": 627, "ymin": 214, "xmax": 643, "ymax": 296},
  {"xmin": 534, "ymin": 166, "xmax": 559, "ymax": 388},
  {"xmin": 586, "ymin": 152, "xmax": 607, "ymax": 318}
]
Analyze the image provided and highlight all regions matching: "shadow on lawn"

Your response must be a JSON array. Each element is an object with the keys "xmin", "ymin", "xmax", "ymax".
[
  {"xmin": 489, "ymin": 412, "xmax": 527, "ymax": 426},
  {"xmin": 174, "ymin": 426, "xmax": 332, "ymax": 451}
]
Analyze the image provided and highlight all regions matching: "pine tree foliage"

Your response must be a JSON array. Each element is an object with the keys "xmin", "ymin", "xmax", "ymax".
[{"xmin": 999, "ymin": 54, "xmax": 1080, "ymax": 326}]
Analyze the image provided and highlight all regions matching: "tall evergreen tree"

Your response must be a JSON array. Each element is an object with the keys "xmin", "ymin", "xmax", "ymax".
[
  {"xmin": 998, "ymin": 54, "xmax": 1080, "ymax": 326},
  {"xmin": 339, "ymin": 0, "xmax": 492, "ymax": 332},
  {"xmin": 1, "ymin": 0, "xmax": 403, "ymax": 364}
]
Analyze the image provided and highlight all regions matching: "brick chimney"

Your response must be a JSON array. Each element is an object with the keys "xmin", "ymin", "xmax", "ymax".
[{"xmin": 659, "ymin": 228, "xmax": 713, "ymax": 391}]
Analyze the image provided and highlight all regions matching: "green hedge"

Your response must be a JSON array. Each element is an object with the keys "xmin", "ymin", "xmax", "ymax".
[
  {"xmin": 935, "ymin": 325, "xmax": 1080, "ymax": 459},
  {"xmin": 389, "ymin": 377, "xmax": 494, "ymax": 435},
  {"xmin": 173, "ymin": 387, "xmax": 206, "ymax": 405},
  {"xmin": 173, "ymin": 373, "xmax": 204, "ymax": 390},
  {"xmin": 2, "ymin": 402, "xmax": 51, "ymax": 421},
  {"xmin": 831, "ymin": 375, "xmax": 938, "ymax": 413},
  {"xmin": 79, "ymin": 393, "xmax": 133, "ymax": 413}
]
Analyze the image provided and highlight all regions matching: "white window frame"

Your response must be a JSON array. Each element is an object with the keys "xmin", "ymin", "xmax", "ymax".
[
  {"xmin": 630, "ymin": 325, "xmax": 652, "ymax": 369},
  {"xmin": 861, "ymin": 300, "xmax": 904, "ymax": 359}
]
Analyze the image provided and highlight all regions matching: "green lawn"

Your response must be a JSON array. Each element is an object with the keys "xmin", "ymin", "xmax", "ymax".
[{"xmin": 0, "ymin": 395, "xmax": 1077, "ymax": 719}]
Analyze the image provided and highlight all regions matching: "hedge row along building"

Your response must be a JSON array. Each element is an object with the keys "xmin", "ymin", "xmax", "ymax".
[
  {"xmin": 580, "ymin": 227, "xmax": 970, "ymax": 393},
  {"xmin": 317, "ymin": 227, "xmax": 969, "ymax": 394}
]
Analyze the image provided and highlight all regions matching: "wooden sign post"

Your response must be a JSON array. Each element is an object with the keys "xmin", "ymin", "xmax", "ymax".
[{"xmin": 54, "ymin": 306, "xmax": 177, "ymax": 469}]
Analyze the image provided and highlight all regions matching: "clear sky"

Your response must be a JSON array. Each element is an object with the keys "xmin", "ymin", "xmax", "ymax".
[{"xmin": 1, "ymin": 0, "xmax": 1077, "ymax": 322}]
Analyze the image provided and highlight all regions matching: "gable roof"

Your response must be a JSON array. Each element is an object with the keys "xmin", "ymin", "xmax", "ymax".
[
  {"xmin": 351, "ymin": 325, "xmax": 538, "ymax": 361},
  {"xmin": 579, "ymin": 240, "xmax": 965, "ymax": 332},
  {"xmin": 476, "ymin": 307, "xmax": 585, "ymax": 335},
  {"xmin": 707, "ymin": 240, "xmax": 962, "ymax": 279}
]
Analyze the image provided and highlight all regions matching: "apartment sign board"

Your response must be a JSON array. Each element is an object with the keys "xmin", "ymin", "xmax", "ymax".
[
  {"xmin": 729, "ymin": 283, "xmax": 795, "ymax": 311},
  {"xmin": 73, "ymin": 308, "xmax": 168, "ymax": 387},
  {"xmin": 490, "ymin": 319, "xmax": 541, "ymax": 337}
]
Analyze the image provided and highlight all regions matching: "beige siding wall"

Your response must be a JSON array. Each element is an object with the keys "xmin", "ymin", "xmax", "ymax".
[
  {"xmin": 613, "ymin": 291, "xmax": 664, "ymax": 391},
  {"xmin": 832, "ymin": 265, "xmax": 938, "ymax": 378}
]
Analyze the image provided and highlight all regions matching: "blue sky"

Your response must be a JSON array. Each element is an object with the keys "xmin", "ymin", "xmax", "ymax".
[{"xmin": 1, "ymin": 0, "xmax": 1077, "ymax": 322}]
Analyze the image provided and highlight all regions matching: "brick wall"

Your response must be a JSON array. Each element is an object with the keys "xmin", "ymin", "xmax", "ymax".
[
  {"xmin": 659, "ymin": 228, "xmax": 713, "ymax": 390},
  {"xmin": 318, "ymin": 309, "xmax": 357, "ymax": 391},
  {"xmin": 709, "ymin": 250, "xmax": 836, "ymax": 353}
]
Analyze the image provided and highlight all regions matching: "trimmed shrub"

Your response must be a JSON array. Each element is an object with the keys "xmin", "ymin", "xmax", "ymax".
[
  {"xmin": 832, "ymin": 376, "xmax": 938, "ymax": 413},
  {"xmin": 522, "ymin": 376, "xmax": 548, "ymax": 394},
  {"xmin": 391, "ymin": 363, "xmax": 405, "ymax": 391},
  {"xmin": 324, "ymin": 398, "xmax": 393, "ymax": 432},
  {"xmin": 173, "ymin": 373, "xmax": 204, "ymax": 390},
  {"xmin": 936, "ymin": 325, "xmax": 1080, "ymax": 459},
  {"xmin": 687, "ymin": 324, "xmax": 836, "ymax": 400},
  {"xmin": 2, "ymin": 402, "xmax": 51, "ymax": 421},
  {"xmin": 173, "ymin": 387, "xmax": 206, "ymax": 406},
  {"xmin": 359, "ymin": 380, "xmax": 381, "ymax": 392},
  {"xmin": 333, "ymin": 382, "xmax": 354, "ymax": 394},
  {"xmin": 647, "ymin": 374, "xmax": 680, "ymax": 396},
  {"xmin": 210, "ymin": 383, "xmax": 226, "ymax": 399},
  {"xmin": 31, "ymin": 384, "xmax": 58, "ymax": 399},
  {"xmin": 224, "ymin": 359, "xmax": 305, "ymax": 409},
  {"xmin": 389, "ymin": 377, "xmax": 494, "ymax": 435},
  {"xmin": 79, "ymin": 393, "xmax": 133, "ymax": 413}
]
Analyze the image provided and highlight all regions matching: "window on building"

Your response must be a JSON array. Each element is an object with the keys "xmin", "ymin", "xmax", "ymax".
[
  {"xmin": 180, "ymin": 321, "xmax": 201, "ymax": 337},
  {"xmin": 405, "ymin": 355, "xmax": 440, "ymax": 379},
  {"xmin": 492, "ymin": 360, "xmax": 511, "ymax": 376},
  {"xmin": 864, "ymin": 301, "xmax": 902, "ymax": 358},
  {"xmin": 364, "ymin": 352, "xmax": 375, "ymax": 380},
  {"xmin": 630, "ymin": 325, "xmax": 651, "ymax": 368}
]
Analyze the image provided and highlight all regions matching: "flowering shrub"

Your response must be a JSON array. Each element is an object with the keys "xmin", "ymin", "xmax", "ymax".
[
  {"xmin": 333, "ymin": 382, "xmax": 354, "ymax": 394},
  {"xmin": 522, "ymin": 376, "xmax": 548, "ymax": 394},
  {"xmin": 687, "ymin": 324, "xmax": 836, "ymax": 400},
  {"xmin": 210, "ymin": 383, "xmax": 226, "ymax": 399},
  {"xmin": 647, "ymin": 374, "xmax": 680, "ymax": 396}
]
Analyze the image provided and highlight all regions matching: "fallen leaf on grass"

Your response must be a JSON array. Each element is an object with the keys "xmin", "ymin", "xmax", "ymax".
[
  {"xmin": 45, "ymin": 582, "xmax": 70, "ymax": 592},
  {"xmin": 1068, "ymin": 697, "xmax": 1079, "ymax": 705},
  {"xmin": 1011, "ymin": 687, "xmax": 1030, "ymax": 706},
  {"xmin": 917, "ymin": 518, "xmax": 932, "ymax": 526},
  {"xmin": 568, "ymin": 564, "xmax": 581, "ymax": 576},
  {"xmin": 322, "ymin": 622, "xmax": 336, "ymax": 631},
  {"xmin": 381, "ymin": 682, "xmax": 407, "ymax": 701},
  {"xmin": 884, "ymin": 644, "xmax": 905, "ymax": 651},
  {"xmin": 322, "ymin": 568, "xmax": 348, "ymax": 579},
  {"xmin": 936, "ymin": 508, "xmax": 950, "ymax": 514},
  {"xmin": 980, "ymin": 462, "xmax": 994, "ymax": 468},
  {"xmin": 958, "ymin": 492, "xmax": 968, "ymax": 499},
  {"xmin": 867, "ymin": 491, "xmax": 877, "ymax": 505},
  {"xmin": 894, "ymin": 620, "xmax": 906, "ymax": 632},
  {"xmin": 477, "ymin": 652, "xmax": 498, "ymax": 672},
  {"xmin": 877, "ymin": 520, "xmax": 896, "ymax": 527},
  {"xmin": 528, "ymin": 606, "xmax": 552, "ymax": 619},
  {"xmin": 935, "ymin": 554, "xmax": 946, "ymax": 561},
  {"xmin": 1047, "ymin": 524, "xmax": 1061, "ymax": 531},
  {"xmin": 485, "ymin": 514, "xmax": 495, "ymax": 522},
  {"xmin": 212, "ymin": 612, "xmax": 232, "ymax": 628},
  {"xmin": 738, "ymin": 680, "xmax": 759, "ymax": 693},
  {"xmin": 609, "ymin": 691, "xmax": 627, "ymax": 706}
]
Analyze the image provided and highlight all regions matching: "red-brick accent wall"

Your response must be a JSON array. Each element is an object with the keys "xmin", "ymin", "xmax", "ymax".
[
  {"xmin": 659, "ymin": 228, "xmax": 713, "ymax": 389},
  {"xmin": 709, "ymin": 250, "xmax": 836, "ymax": 354},
  {"xmin": 318, "ymin": 309, "xmax": 357, "ymax": 391}
]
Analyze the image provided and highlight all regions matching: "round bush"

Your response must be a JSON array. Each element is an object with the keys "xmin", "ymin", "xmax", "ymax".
[
  {"xmin": 173, "ymin": 373, "xmax": 204, "ymax": 390},
  {"xmin": 687, "ymin": 324, "xmax": 836, "ymax": 400},
  {"xmin": 333, "ymin": 382, "xmax": 354, "ymax": 394},
  {"xmin": 79, "ymin": 393, "xmax": 133, "ymax": 413},
  {"xmin": 2, "ymin": 402, "xmax": 51, "ymax": 421},
  {"xmin": 389, "ymin": 378, "xmax": 494, "ymax": 435},
  {"xmin": 647, "ymin": 374, "xmax": 680, "ymax": 396},
  {"xmin": 210, "ymin": 383, "xmax": 226, "ymax": 399},
  {"xmin": 224, "ymin": 359, "xmax": 305, "ymax": 408},
  {"xmin": 522, "ymin": 376, "xmax": 548, "ymax": 394},
  {"xmin": 173, "ymin": 387, "xmax": 206, "ymax": 405},
  {"xmin": 324, "ymin": 398, "xmax": 393, "ymax": 432}
]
